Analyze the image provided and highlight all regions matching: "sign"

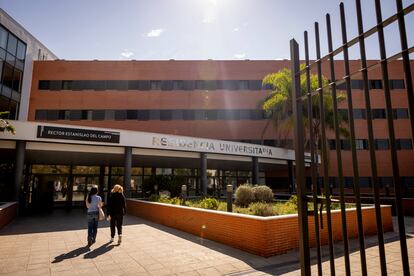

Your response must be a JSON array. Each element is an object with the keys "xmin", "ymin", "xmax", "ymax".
[
  {"xmin": 152, "ymin": 136, "xmax": 275, "ymax": 157},
  {"xmin": 37, "ymin": 125, "xmax": 120, "ymax": 144}
]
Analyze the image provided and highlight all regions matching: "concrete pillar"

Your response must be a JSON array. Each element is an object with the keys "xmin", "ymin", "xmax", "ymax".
[
  {"xmin": 124, "ymin": 147, "xmax": 132, "ymax": 198},
  {"xmin": 99, "ymin": 166, "xmax": 105, "ymax": 201},
  {"xmin": 13, "ymin": 141, "xmax": 26, "ymax": 202},
  {"xmin": 200, "ymin": 153, "xmax": 207, "ymax": 196},
  {"xmin": 288, "ymin": 160, "xmax": 294, "ymax": 194},
  {"xmin": 252, "ymin": 157, "xmax": 259, "ymax": 185}
]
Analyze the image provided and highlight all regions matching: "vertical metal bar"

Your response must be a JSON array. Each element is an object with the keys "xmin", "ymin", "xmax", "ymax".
[
  {"xmin": 326, "ymin": 14, "xmax": 344, "ymax": 274},
  {"xmin": 336, "ymin": 5, "xmax": 357, "ymax": 275},
  {"xmin": 375, "ymin": 1, "xmax": 410, "ymax": 274},
  {"xmin": 290, "ymin": 39, "xmax": 310, "ymax": 276},
  {"xmin": 200, "ymin": 153, "xmax": 208, "ymax": 196},
  {"xmin": 304, "ymin": 30, "xmax": 322, "ymax": 276},
  {"xmin": 396, "ymin": 0, "xmax": 414, "ymax": 141},
  {"xmin": 314, "ymin": 22, "xmax": 335, "ymax": 276}
]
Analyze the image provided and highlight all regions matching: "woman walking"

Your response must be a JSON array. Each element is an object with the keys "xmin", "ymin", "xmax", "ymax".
[
  {"xmin": 85, "ymin": 186, "xmax": 102, "ymax": 247},
  {"xmin": 107, "ymin": 184, "xmax": 126, "ymax": 244}
]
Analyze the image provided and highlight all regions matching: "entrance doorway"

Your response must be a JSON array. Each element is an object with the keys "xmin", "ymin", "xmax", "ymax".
[{"xmin": 72, "ymin": 176, "xmax": 99, "ymax": 207}]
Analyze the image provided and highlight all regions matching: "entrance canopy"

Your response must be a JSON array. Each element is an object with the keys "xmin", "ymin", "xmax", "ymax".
[{"xmin": 0, "ymin": 121, "xmax": 310, "ymax": 169}]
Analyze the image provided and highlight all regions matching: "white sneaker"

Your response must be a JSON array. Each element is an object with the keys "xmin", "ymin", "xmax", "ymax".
[{"xmin": 110, "ymin": 237, "xmax": 114, "ymax": 243}]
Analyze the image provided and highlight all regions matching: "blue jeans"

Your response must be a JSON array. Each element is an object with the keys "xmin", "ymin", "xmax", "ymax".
[{"xmin": 87, "ymin": 212, "xmax": 99, "ymax": 243}]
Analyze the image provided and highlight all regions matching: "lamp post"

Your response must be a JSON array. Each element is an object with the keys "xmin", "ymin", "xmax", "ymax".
[
  {"xmin": 181, "ymin": 184, "xmax": 187, "ymax": 205},
  {"xmin": 226, "ymin": 184, "xmax": 233, "ymax": 212}
]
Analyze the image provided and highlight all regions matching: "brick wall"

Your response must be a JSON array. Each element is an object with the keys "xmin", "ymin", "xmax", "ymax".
[
  {"xmin": 0, "ymin": 202, "xmax": 18, "ymax": 229},
  {"xmin": 126, "ymin": 199, "xmax": 393, "ymax": 257}
]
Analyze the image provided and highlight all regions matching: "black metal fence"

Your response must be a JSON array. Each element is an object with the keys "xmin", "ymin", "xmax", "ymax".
[{"xmin": 291, "ymin": 0, "xmax": 413, "ymax": 275}]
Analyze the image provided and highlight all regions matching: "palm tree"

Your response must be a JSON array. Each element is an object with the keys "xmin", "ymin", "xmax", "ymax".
[{"xmin": 260, "ymin": 66, "xmax": 348, "ymax": 151}]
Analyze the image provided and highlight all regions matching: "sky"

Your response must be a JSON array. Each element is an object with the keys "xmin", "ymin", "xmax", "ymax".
[{"xmin": 1, "ymin": 0, "xmax": 413, "ymax": 61}]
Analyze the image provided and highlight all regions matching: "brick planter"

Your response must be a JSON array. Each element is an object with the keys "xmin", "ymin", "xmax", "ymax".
[
  {"xmin": 0, "ymin": 202, "xmax": 18, "ymax": 229},
  {"xmin": 126, "ymin": 199, "xmax": 393, "ymax": 257}
]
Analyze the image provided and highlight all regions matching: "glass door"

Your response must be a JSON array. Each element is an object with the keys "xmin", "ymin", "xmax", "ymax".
[{"xmin": 72, "ymin": 176, "xmax": 99, "ymax": 207}]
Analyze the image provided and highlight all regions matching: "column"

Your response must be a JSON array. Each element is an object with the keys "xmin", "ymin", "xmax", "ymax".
[
  {"xmin": 288, "ymin": 160, "xmax": 294, "ymax": 194},
  {"xmin": 99, "ymin": 166, "xmax": 105, "ymax": 201},
  {"xmin": 13, "ymin": 140, "xmax": 26, "ymax": 202},
  {"xmin": 124, "ymin": 147, "xmax": 132, "ymax": 198},
  {"xmin": 252, "ymin": 157, "xmax": 259, "ymax": 185},
  {"xmin": 200, "ymin": 153, "xmax": 207, "ymax": 196}
]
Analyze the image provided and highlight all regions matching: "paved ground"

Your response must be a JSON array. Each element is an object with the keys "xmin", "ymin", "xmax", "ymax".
[{"xmin": 0, "ymin": 209, "xmax": 413, "ymax": 276}]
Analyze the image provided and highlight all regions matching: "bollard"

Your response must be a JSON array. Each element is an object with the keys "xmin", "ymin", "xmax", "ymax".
[
  {"xmin": 181, "ymin": 184, "xmax": 187, "ymax": 205},
  {"xmin": 154, "ymin": 184, "xmax": 158, "ymax": 195},
  {"xmin": 226, "ymin": 184, "xmax": 233, "ymax": 212}
]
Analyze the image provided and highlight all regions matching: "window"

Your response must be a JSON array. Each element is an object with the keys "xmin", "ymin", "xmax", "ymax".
[
  {"xmin": 171, "ymin": 110, "xmax": 183, "ymax": 120},
  {"xmin": 379, "ymin": 177, "xmax": 393, "ymax": 188},
  {"xmin": 105, "ymin": 110, "xmax": 115, "ymax": 120},
  {"xmin": 220, "ymin": 80, "xmax": 238, "ymax": 90},
  {"xmin": 16, "ymin": 41, "xmax": 26, "ymax": 60},
  {"xmin": 340, "ymin": 140, "xmax": 351, "ymax": 150},
  {"xmin": 172, "ymin": 80, "xmax": 183, "ymax": 90},
  {"xmin": 351, "ymin": 80, "xmax": 363, "ymax": 89},
  {"xmin": 205, "ymin": 109, "xmax": 217, "ymax": 120},
  {"xmin": 150, "ymin": 80, "xmax": 161, "ymax": 90},
  {"xmin": 35, "ymin": 110, "xmax": 47, "ymax": 120},
  {"xmin": 49, "ymin": 80, "xmax": 62, "ymax": 90},
  {"xmin": 354, "ymin": 109, "xmax": 366, "ymax": 119},
  {"xmin": 375, "ymin": 139, "xmax": 389, "ymax": 150},
  {"xmin": 239, "ymin": 110, "xmax": 252, "ymax": 120},
  {"xmin": 204, "ymin": 80, "xmax": 217, "ymax": 90},
  {"xmin": 138, "ymin": 80, "xmax": 151, "ymax": 90},
  {"xmin": 69, "ymin": 110, "xmax": 82, "ymax": 120},
  {"xmin": 194, "ymin": 110, "xmax": 206, "ymax": 120},
  {"xmin": 0, "ymin": 26, "xmax": 7, "ymax": 49},
  {"xmin": 94, "ymin": 80, "xmax": 106, "ymax": 90},
  {"xmin": 182, "ymin": 80, "xmax": 195, "ymax": 90},
  {"xmin": 359, "ymin": 177, "xmax": 371, "ymax": 188},
  {"xmin": 128, "ymin": 80, "xmax": 140, "ymax": 90},
  {"xmin": 12, "ymin": 69, "xmax": 22, "ymax": 92},
  {"xmin": 47, "ymin": 110, "xmax": 59, "ymax": 120},
  {"xmin": 107, "ymin": 80, "xmax": 127, "ymax": 90},
  {"xmin": 183, "ymin": 110, "xmax": 195, "ymax": 120},
  {"xmin": 355, "ymin": 139, "xmax": 368, "ymax": 150},
  {"xmin": 239, "ymin": 80, "xmax": 249, "ymax": 90},
  {"xmin": 373, "ymin": 109, "xmax": 386, "ymax": 119},
  {"xmin": 396, "ymin": 139, "xmax": 412, "ymax": 150},
  {"xmin": 92, "ymin": 110, "xmax": 105, "ymax": 120},
  {"xmin": 6, "ymin": 34, "xmax": 17, "ymax": 55},
  {"xmin": 328, "ymin": 140, "xmax": 336, "ymax": 150},
  {"xmin": 161, "ymin": 80, "xmax": 173, "ymax": 91},
  {"xmin": 38, "ymin": 81, "xmax": 50, "ymax": 91},
  {"xmin": 2, "ymin": 62, "xmax": 13, "ymax": 88},
  {"xmin": 195, "ymin": 80, "xmax": 205, "ymax": 90},
  {"xmin": 248, "ymin": 80, "xmax": 262, "ymax": 90},
  {"xmin": 393, "ymin": 108, "xmax": 409, "ymax": 119},
  {"xmin": 369, "ymin": 80, "xmax": 383, "ymax": 89},
  {"xmin": 126, "ymin": 110, "xmax": 138, "ymax": 120},
  {"xmin": 226, "ymin": 110, "xmax": 240, "ymax": 120},
  {"xmin": 137, "ymin": 110, "xmax": 150, "ymax": 120},
  {"xmin": 62, "ymin": 80, "xmax": 72, "ymax": 90},
  {"xmin": 114, "ymin": 110, "xmax": 127, "ymax": 120},
  {"xmin": 149, "ymin": 110, "xmax": 160, "ymax": 120},
  {"xmin": 390, "ymin": 79, "xmax": 405, "ymax": 89},
  {"xmin": 160, "ymin": 110, "xmax": 172, "ymax": 120},
  {"xmin": 71, "ymin": 80, "xmax": 83, "ymax": 90}
]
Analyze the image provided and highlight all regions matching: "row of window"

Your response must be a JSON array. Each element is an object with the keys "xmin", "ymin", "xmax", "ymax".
[
  {"xmin": 338, "ymin": 108, "xmax": 409, "ymax": 119},
  {"xmin": 328, "ymin": 139, "xmax": 412, "ymax": 150},
  {"xmin": 38, "ymin": 80, "xmax": 267, "ymax": 91},
  {"xmin": 336, "ymin": 79, "xmax": 405, "ymax": 90},
  {"xmin": 0, "ymin": 24, "xmax": 26, "ymax": 71},
  {"xmin": 35, "ymin": 109, "xmax": 273, "ymax": 121},
  {"xmin": 37, "ymin": 79, "xmax": 406, "ymax": 92},
  {"xmin": 322, "ymin": 176, "xmax": 414, "ymax": 188},
  {"xmin": 0, "ymin": 61, "xmax": 23, "ymax": 93}
]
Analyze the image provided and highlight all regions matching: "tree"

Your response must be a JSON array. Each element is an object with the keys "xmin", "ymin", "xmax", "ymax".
[
  {"xmin": 0, "ymin": 112, "xmax": 16, "ymax": 134},
  {"xmin": 260, "ymin": 65, "xmax": 348, "ymax": 151}
]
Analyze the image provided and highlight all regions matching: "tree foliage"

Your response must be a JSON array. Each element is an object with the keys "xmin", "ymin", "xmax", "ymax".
[
  {"xmin": 0, "ymin": 112, "xmax": 16, "ymax": 134},
  {"xmin": 261, "ymin": 65, "xmax": 348, "ymax": 148}
]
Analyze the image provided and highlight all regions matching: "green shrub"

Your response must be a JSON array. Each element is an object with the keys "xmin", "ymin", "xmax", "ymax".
[
  {"xmin": 199, "ymin": 198, "xmax": 219, "ymax": 210},
  {"xmin": 248, "ymin": 202, "xmax": 275, "ymax": 216},
  {"xmin": 234, "ymin": 184, "xmax": 255, "ymax": 207},
  {"xmin": 252, "ymin": 185, "xmax": 274, "ymax": 202},
  {"xmin": 148, "ymin": 194, "xmax": 159, "ymax": 202}
]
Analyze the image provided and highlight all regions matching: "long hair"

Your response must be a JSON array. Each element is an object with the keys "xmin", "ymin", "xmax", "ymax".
[
  {"xmin": 111, "ymin": 184, "xmax": 123, "ymax": 194},
  {"xmin": 87, "ymin": 186, "xmax": 98, "ymax": 203}
]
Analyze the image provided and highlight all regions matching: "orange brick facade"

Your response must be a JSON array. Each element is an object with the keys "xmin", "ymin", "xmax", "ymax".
[
  {"xmin": 27, "ymin": 60, "xmax": 414, "ymax": 188},
  {"xmin": 126, "ymin": 199, "xmax": 393, "ymax": 257}
]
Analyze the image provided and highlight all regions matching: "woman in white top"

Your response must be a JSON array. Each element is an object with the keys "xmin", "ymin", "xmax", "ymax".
[{"xmin": 85, "ymin": 186, "xmax": 102, "ymax": 247}]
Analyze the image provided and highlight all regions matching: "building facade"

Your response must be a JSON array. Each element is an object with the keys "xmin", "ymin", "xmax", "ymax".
[{"xmin": 0, "ymin": 8, "xmax": 57, "ymax": 121}]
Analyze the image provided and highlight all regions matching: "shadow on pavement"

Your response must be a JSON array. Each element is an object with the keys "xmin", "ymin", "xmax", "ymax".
[
  {"xmin": 84, "ymin": 241, "xmax": 115, "ymax": 259},
  {"xmin": 52, "ymin": 246, "xmax": 91, "ymax": 263}
]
